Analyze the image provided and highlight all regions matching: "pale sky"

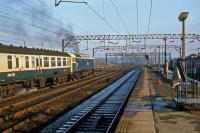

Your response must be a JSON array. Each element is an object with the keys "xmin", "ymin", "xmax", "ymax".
[{"xmin": 0, "ymin": 0, "xmax": 199, "ymax": 57}]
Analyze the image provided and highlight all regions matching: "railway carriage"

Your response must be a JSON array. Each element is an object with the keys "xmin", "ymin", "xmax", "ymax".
[
  {"xmin": 0, "ymin": 44, "xmax": 95, "ymax": 97},
  {"xmin": 72, "ymin": 53, "xmax": 95, "ymax": 78}
]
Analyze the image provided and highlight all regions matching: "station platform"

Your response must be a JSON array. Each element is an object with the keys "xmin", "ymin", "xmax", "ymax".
[
  {"xmin": 115, "ymin": 68, "xmax": 200, "ymax": 133},
  {"xmin": 115, "ymin": 68, "xmax": 156, "ymax": 133}
]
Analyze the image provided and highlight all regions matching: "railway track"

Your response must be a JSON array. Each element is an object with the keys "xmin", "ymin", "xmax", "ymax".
[
  {"xmin": 0, "ymin": 70, "xmax": 114, "ymax": 110},
  {"xmin": 41, "ymin": 69, "xmax": 142, "ymax": 133},
  {"xmin": 0, "ymin": 67, "xmax": 132, "ymax": 132}
]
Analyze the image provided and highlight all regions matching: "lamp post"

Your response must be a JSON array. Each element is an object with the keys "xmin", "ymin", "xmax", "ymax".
[
  {"xmin": 178, "ymin": 12, "xmax": 189, "ymax": 69},
  {"xmin": 163, "ymin": 37, "xmax": 168, "ymax": 79},
  {"xmin": 158, "ymin": 46, "xmax": 161, "ymax": 73}
]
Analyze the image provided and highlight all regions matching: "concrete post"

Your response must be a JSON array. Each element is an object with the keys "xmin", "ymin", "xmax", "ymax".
[
  {"xmin": 106, "ymin": 53, "xmax": 108, "ymax": 63},
  {"xmin": 92, "ymin": 48, "xmax": 95, "ymax": 57},
  {"xmin": 178, "ymin": 12, "xmax": 189, "ymax": 71},
  {"xmin": 182, "ymin": 20, "xmax": 186, "ymax": 61},
  {"xmin": 62, "ymin": 39, "xmax": 65, "ymax": 52}
]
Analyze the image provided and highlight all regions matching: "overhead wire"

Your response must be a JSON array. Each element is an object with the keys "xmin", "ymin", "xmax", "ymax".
[
  {"xmin": 20, "ymin": 0, "xmax": 84, "ymax": 37},
  {"xmin": 0, "ymin": 13, "xmax": 67, "ymax": 37},
  {"xmin": 0, "ymin": 0, "xmax": 71, "ymax": 47},
  {"xmin": 147, "ymin": 0, "xmax": 153, "ymax": 34},
  {"xmin": 20, "ymin": 0, "xmax": 62, "ymax": 25},
  {"xmin": 136, "ymin": 0, "xmax": 139, "ymax": 35},
  {"xmin": 0, "ymin": 2, "xmax": 65, "ymax": 30},
  {"xmin": 189, "ymin": 21, "xmax": 200, "ymax": 33},
  {"xmin": 0, "ymin": 24, "xmax": 62, "ymax": 44},
  {"xmin": 110, "ymin": 0, "xmax": 129, "ymax": 34},
  {"xmin": 37, "ymin": 0, "xmax": 88, "ymax": 35},
  {"xmin": 82, "ymin": 0, "xmax": 119, "ymax": 34},
  {"xmin": 102, "ymin": 0, "xmax": 105, "ymax": 19},
  {"xmin": 144, "ymin": 0, "xmax": 153, "ymax": 51},
  {"xmin": 0, "ymin": 28, "xmax": 62, "ymax": 44}
]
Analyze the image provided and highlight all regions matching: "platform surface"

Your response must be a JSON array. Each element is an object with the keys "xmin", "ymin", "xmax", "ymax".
[
  {"xmin": 116, "ymin": 68, "xmax": 200, "ymax": 133},
  {"xmin": 115, "ymin": 68, "xmax": 156, "ymax": 133}
]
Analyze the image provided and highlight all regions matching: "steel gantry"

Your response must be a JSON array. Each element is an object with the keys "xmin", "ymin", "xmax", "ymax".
[
  {"xmin": 73, "ymin": 34, "xmax": 200, "ymax": 41},
  {"xmin": 105, "ymin": 52, "xmax": 171, "ymax": 64},
  {"xmin": 62, "ymin": 34, "xmax": 200, "ymax": 52},
  {"xmin": 106, "ymin": 52, "xmax": 170, "ymax": 56},
  {"xmin": 92, "ymin": 44, "xmax": 181, "ymax": 57}
]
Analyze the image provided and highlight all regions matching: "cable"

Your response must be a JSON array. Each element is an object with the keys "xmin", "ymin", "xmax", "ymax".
[
  {"xmin": 0, "ymin": 13, "xmax": 67, "ymax": 37},
  {"xmin": 82, "ymin": 0, "xmax": 119, "ymax": 34},
  {"xmin": 147, "ymin": 0, "xmax": 153, "ymax": 34},
  {"xmin": 0, "ymin": 39, "xmax": 22, "ymax": 44},
  {"xmin": 20, "ymin": 0, "xmax": 62, "ymax": 25},
  {"xmin": 0, "ymin": 2, "xmax": 66, "ymax": 30},
  {"xmin": 110, "ymin": 0, "xmax": 129, "ymax": 34},
  {"xmin": 136, "ymin": 0, "xmax": 139, "ymax": 35},
  {"xmin": 0, "ymin": 0, "xmax": 74, "ymax": 46},
  {"xmin": 37, "ymin": 0, "xmax": 88, "ymax": 35},
  {"xmin": 189, "ymin": 21, "xmax": 200, "ymax": 33},
  {"xmin": 102, "ymin": 0, "xmax": 105, "ymax": 19},
  {"xmin": 0, "ymin": 24, "xmax": 62, "ymax": 44},
  {"xmin": 145, "ymin": 0, "xmax": 153, "ymax": 52}
]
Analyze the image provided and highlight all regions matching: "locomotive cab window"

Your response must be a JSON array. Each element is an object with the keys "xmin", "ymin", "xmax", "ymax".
[
  {"xmin": 57, "ymin": 58, "xmax": 61, "ymax": 66},
  {"xmin": 7, "ymin": 55, "xmax": 12, "ymax": 69},
  {"xmin": 25, "ymin": 56, "xmax": 29, "ymax": 68},
  {"xmin": 63, "ymin": 58, "xmax": 66, "ymax": 66},
  {"xmin": 51, "ymin": 57, "xmax": 56, "ymax": 67},
  {"xmin": 16, "ymin": 57, "xmax": 19, "ymax": 68},
  {"xmin": 44, "ymin": 57, "xmax": 49, "ymax": 67}
]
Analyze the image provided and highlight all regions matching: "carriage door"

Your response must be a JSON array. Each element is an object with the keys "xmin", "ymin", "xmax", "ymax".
[{"xmin": 36, "ymin": 58, "xmax": 40, "ymax": 77}]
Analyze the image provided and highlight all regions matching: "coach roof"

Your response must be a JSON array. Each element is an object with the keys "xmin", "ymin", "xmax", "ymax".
[{"xmin": 0, "ymin": 43, "xmax": 70, "ymax": 57}]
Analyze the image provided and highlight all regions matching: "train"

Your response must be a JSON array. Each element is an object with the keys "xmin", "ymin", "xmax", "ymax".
[{"xmin": 0, "ymin": 44, "xmax": 95, "ymax": 97}]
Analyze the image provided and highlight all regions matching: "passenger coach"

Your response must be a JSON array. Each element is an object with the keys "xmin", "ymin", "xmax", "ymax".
[{"xmin": 0, "ymin": 44, "xmax": 95, "ymax": 97}]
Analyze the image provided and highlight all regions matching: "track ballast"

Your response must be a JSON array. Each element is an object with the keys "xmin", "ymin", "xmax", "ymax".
[{"xmin": 41, "ymin": 69, "xmax": 142, "ymax": 133}]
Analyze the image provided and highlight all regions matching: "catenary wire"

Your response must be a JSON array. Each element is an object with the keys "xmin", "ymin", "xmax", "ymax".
[{"xmin": 110, "ymin": 0, "xmax": 129, "ymax": 34}]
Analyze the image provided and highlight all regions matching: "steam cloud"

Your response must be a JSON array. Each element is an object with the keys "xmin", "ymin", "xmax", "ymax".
[{"xmin": 0, "ymin": 0, "xmax": 78, "ymax": 52}]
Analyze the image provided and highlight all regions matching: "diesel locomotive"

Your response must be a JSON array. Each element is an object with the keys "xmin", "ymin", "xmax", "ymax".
[{"xmin": 0, "ymin": 44, "xmax": 95, "ymax": 97}]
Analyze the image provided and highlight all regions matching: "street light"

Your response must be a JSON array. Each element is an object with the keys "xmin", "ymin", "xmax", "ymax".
[
  {"xmin": 178, "ymin": 12, "xmax": 189, "ymax": 62},
  {"xmin": 163, "ymin": 36, "xmax": 168, "ymax": 79}
]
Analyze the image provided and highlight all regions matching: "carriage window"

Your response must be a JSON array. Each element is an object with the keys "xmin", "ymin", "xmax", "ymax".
[
  {"xmin": 63, "ymin": 58, "xmax": 66, "ymax": 66},
  {"xmin": 36, "ymin": 58, "xmax": 39, "ymax": 67},
  {"xmin": 16, "ymin": 57, "xmax": 19, "ymax": 68},
  {"xmin": 51, "ymin": 57, "xmax": 56, "ymax": 67},
  {"xmin": 44, "ymin": 57, "xmax": 49, "ymax": 67},
  {"xmin": 57, "ymin": 58, "xmax": 61, "ymax": 66},
  {"xmin": 32, "ymin": 57, "xmax": 35, "ymax": 68},
  {"xmin": 67, "ymin": 58, "xmax": 71, "ymax": 66},
  {"xmin": 7, "ymin": 55, "xmax": 12, "ymax": 69},
  {"xmin": 25, "ymin": 56, "xmax": 29, "ymax": 68},
  {"xmin": 40, "ymin": 58, "xmax": 42, "ymax": 67}
]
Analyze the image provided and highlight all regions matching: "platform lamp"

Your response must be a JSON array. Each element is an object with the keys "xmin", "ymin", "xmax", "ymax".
[
  {"xmin": 178, "ymin": 12, "xmax": 189, "ymax": 70},
  {"xmin": 163, "ymin": 36, "xmax": 168, "ymax": 79}
]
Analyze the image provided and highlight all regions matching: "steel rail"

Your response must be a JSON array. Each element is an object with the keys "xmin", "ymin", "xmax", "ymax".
[
  {"xmin": 0, "ymin": 70, "xmax": 111, "ymax": 108},
  {"xmin": 50, "ymin": 69, "xmax": 142, "ymax": 133},
  {"xmin": 0, "ymin": 71, "xmax": 119, "ymax": 118},
  {"xmin": 0, "ymin": 69, "xmax": 129, "ymax": 132}
]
